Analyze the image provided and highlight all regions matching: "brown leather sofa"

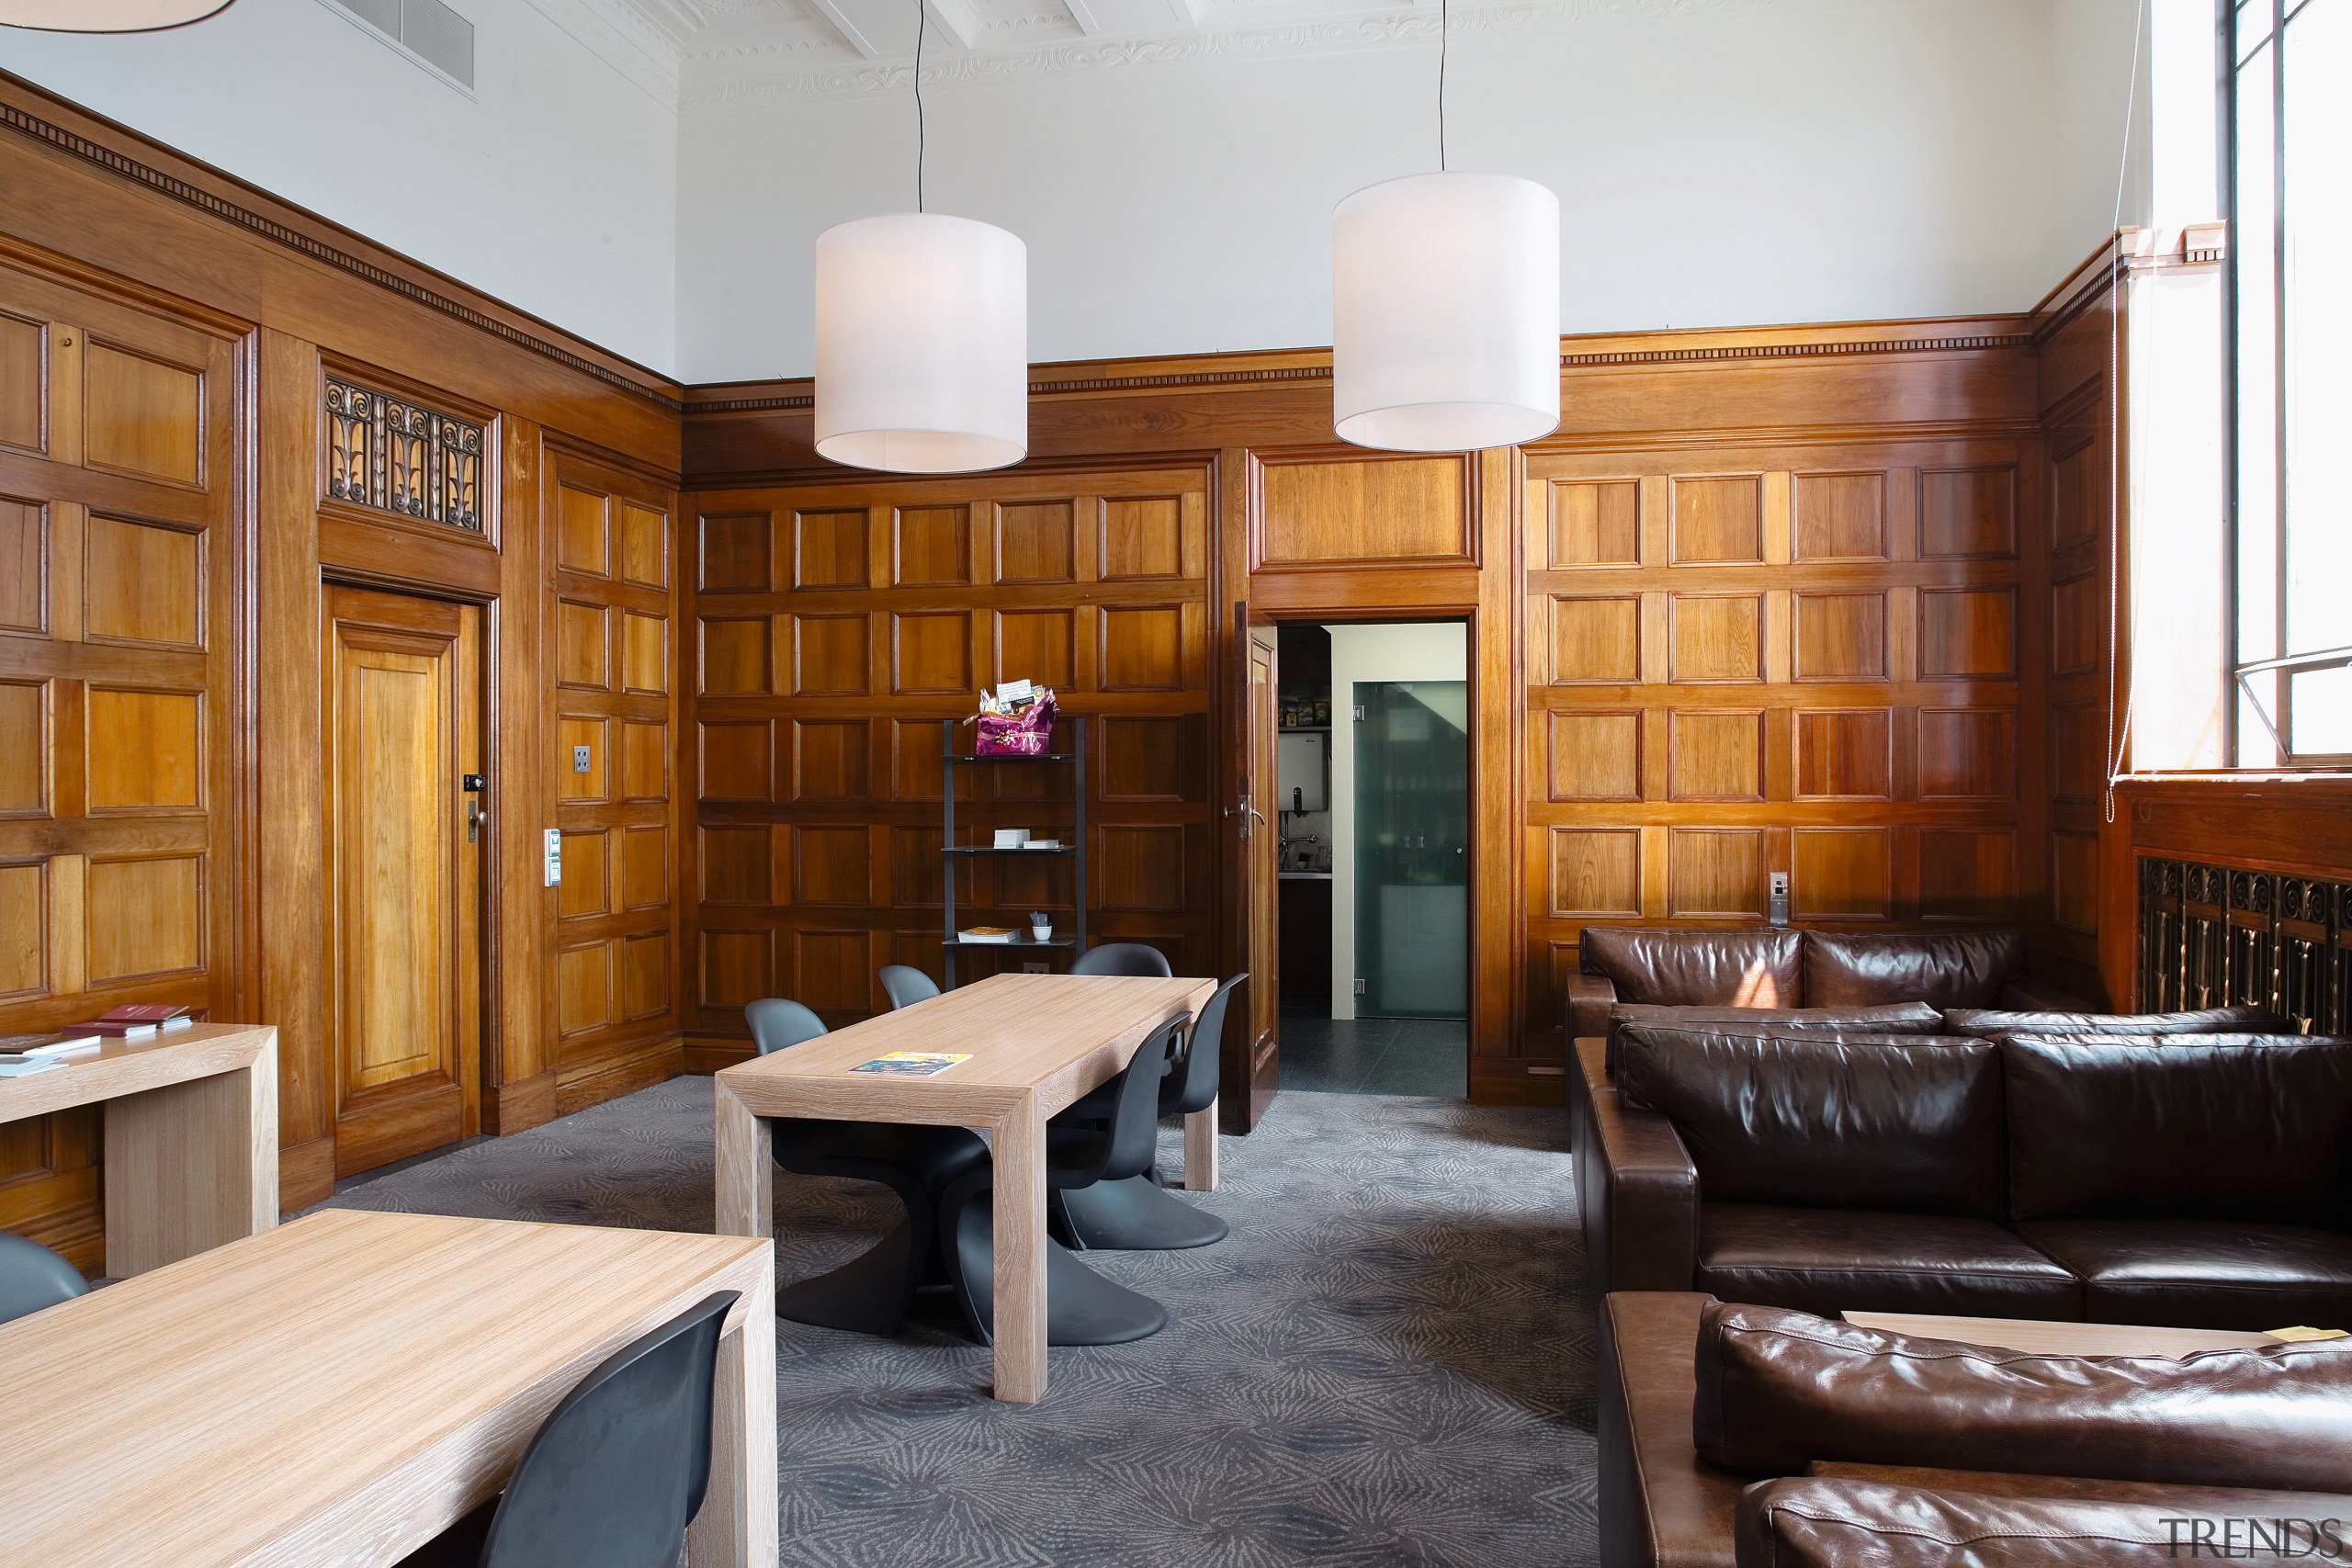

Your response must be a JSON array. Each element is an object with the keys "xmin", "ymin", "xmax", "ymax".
[
  {"xmin": 1582, "ymin": 1026, "xmax": 2352, "ymax": 1327},
  {"xmin": 1600, "ymin": 1292, "xmax": 2352, "ymax": 1567},
  {"xmin": 1564, "ymin": 925, "xmax": 2088, "ymax": 1044}
]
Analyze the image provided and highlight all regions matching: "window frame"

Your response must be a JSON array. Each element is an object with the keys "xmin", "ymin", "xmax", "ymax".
[{"xmin": 2222, "ymin": 0, "xmax": 2350, "ymax": 767}]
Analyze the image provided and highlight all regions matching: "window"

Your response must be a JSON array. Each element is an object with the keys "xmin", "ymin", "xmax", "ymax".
[{"xmin": 2227, "ymin": 0, "xmax": 2349, "ymax": 763}]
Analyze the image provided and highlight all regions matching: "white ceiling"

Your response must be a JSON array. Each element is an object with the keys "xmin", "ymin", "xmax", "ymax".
[{"xmin": 527, "ymin": 0, "xmax": 1599, "ymax": 108}]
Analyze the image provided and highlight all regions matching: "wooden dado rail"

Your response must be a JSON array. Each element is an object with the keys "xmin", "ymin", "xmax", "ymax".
[{"xmin": 2137, "ymin": 857, "xmax": 2352, "ymax": 1032}]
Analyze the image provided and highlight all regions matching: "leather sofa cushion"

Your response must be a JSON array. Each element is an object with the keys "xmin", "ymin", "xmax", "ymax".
[
  {"xmin": 1696, "ymin": 1203, "xmax": 2079, "ymax": 1320},
  {"xmin": 1735, "ymin": 1477, "xmax": 2352, "ymax": 1568},
  {"xmin": 2004, "ymin": 1038, "xmax": 2352, "ymax": 1225},
  {"xmin": 1619, "ymin": 1027, "xmax": 2004, "ymax": 1217},
  {"xmin": 1692, "ymin": 1301, "xmax": 2352, "ymax": 1491},
  {"xmin": 1803, "ymin": 930, "xmax": 2026, "ymax": 1009},
  {"xmin": 1605, "ymin": 1002, "xmax": 1943, "ymax": 1072},
  {"xmin": 1583, "ymin": 926, "xmax": 1804, "ymax": 1008},
  {"xmin": 2015, "ymin": 1219, "xmax": 2352, "ymax": 1332},
  {"xmin": 1943, "ymin": 1003, "xmax": 2287, "ymax": 1037}
]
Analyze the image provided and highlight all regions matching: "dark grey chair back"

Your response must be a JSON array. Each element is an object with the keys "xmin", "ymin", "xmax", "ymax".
[
  {"xmin": 1053, "ymin": 1021, "xmax": 1178, "ymax": 1186},
  {"xmin": 1071, "ymin": 942, "xmax": 1172, "ymax": 978},
  {"xmin": 475, "ymin": 1291, "xmax": 739, "ymax": 1568},
  {"xmin": 1166, "ymin": 973, "xmax": 1245, "ymax": 1117},
  {"xmin": 745, "ymin": 998, "xmax": 827, "ymax": 1055},
  {"xmin": 0, "ymin": 1233, "xmax": 88, "ymax": 1326},
  {"xmin": 878, "ymin": 965, "xmax": 941, "ymax": 1010}
]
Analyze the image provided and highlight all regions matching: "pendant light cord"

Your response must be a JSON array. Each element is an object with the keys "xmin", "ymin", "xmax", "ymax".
[
  {"xmin": 914, "ymin": 0, "xmax": 927, "ymax": 212},
  {"xmin": 1437, "ymin": 0, "xmax": 1449, "ymax": 171}
]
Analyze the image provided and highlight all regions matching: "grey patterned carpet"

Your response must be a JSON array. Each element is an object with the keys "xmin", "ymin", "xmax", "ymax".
[{"xmin": 321, "ymin": 1079, "xmax": 1598, "ymax": 1567}]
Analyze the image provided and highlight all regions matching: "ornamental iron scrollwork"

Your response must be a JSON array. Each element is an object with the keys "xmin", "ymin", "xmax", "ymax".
[
  {"xmin": 324, "ymin": 376, "xmax": 483, "ymax": 531},
  {"xmin": 2137, "ymin": 855, "xmax": 2352, "ymax": 1033}
]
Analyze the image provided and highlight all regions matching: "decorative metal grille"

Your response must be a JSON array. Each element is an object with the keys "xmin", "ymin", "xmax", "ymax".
[
  {"xmin": 2137, "ymin": 854, "xmax": 2352, "ymax": 1032},
  {"xmin": 324, "ymin": 377, "xmax": 483, "ymax": 531}
]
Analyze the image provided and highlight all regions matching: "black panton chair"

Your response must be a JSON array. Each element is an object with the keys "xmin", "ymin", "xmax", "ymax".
[
  {"xmin": 940, "ymin": 1019, "xmax": 1178, "ymax": 1347},
  {"xmin": 0, "ymin": 1232, "xmax": 88, "ymax": 1325},
  {"xmin": 1070, "ymin": 942, "xmax": 1173, "ymax": 977},
  {"xmin": 878, "ymin": 964, "xmax": 941, "ymax": 1010},
  {"xmin": 1053, "ymin": 972, "xmax": 1244, "ymax": 1253},
  {"xmin": 746, "ymin": 998, "xmax": 986, "ymax": 1337},
  {"xmin": 394, "ymin": 1291, "xmax": 739, "ymax": 1568}
]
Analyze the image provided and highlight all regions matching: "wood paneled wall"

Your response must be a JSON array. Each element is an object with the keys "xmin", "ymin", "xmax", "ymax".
[
  {"xmin": 678, "ymin": 468, "xmax": 1215, "ymax": 1058},
  {"xmin": 2031, "ymin": 241, "xmax": 2124, "ymax": 1006},
  {"xmin": 1524, "ymin": 426, "xmax": 2051, "ymax": 1023},
  {"xmin": 0, "ymin": 253, "xmax": 243, "ymax": 1267},
  {"xmin": 548, "ymin": 448, "xmax": 686, "ymax": 1112},
  {"xmin": 0, "ymin": 73, "xmax": 684, "ymax": 1252}
]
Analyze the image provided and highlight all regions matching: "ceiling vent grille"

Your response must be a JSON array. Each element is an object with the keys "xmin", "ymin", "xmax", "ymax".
[{"xmin": 325, "ymin": 0, "xmax": 475, "ymax": 91}]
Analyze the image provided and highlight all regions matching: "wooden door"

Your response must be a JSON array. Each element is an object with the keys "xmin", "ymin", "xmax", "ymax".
[
  {"xmin": 1224, "ymin": 604, "xmax": 1282, "ymax": 1131},
  {"xmin": 323, "ymin": 586, "xmax": 483, "ymax": 1175}
]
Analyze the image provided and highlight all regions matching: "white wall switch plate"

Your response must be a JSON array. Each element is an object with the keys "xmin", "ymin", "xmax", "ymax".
[{"xmin": 544, "ymin": 828, "xmax": 563, "ymax": 886}]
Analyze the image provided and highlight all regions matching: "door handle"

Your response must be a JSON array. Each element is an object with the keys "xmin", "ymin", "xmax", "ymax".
[{"xmin": 468, "ymin": 798, "xmax": 487, "ymax": 843}]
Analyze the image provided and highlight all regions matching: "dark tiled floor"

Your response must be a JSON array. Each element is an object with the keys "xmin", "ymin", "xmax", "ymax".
[{"xmin": 1277, "ymin": 1001, "xmax": 1468, "ymax": 1097}]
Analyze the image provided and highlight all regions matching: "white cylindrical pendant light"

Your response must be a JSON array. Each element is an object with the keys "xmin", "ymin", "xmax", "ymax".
[
  {"xmin": 0, "ymin": 0, "xmax": 234, "ymax": 29},
  {"xmin": 815, "ymin": 213, "xmax": 1026, "ymax": 474},
  {"xmin": 1332, "ymin": 171, "xmax": 1561, "ymax": 452}
]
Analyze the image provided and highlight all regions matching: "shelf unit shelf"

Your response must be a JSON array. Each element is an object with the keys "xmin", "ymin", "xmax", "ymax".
[{"xmin": 941, "ymin": 718, "xmax": 1086, "ymax": 987}]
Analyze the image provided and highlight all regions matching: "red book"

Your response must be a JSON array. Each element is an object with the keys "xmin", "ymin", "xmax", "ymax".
[{"xmin": 81, "ymin": 1005, "xmax": 198, "ymax": 1039}]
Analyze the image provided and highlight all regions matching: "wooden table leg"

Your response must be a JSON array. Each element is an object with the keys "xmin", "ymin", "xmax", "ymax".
[
  {"xmin": 690, "ymin": 1250, "xmax": 779, "ymax": 1568},
  {"xmin": 102, "ymin": 1037, "xmax": 281, "ymax": 1278},
  {"xmin": 713, "ymin": 1080, "xmax": 773, "ymax": 1240},
  {"xmin": 990, "ymin": 1094, "xmax": 1047, "ymax": 1404},
  {"xmin": 1182, "ymin": 1097, "xmax": 1218, "ymax": 1191}
]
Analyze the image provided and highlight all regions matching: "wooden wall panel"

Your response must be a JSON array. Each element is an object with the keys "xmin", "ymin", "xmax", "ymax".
[
  {"xmin": 1525, "ymin": 425, "xmax": 2042, "ymax": 1048},
  {"xmin": 0, "ymin": 260, "xmax": 239, "ymax": 1270},
  {"xmin": 547, "ymin": 452, "xmax": 684, "ymax": 1114},
  {"xmin": 1259, "ymin": 456, "xmax": 1469, "ymax": 567},
  {"xmin": 683, "ymin": 467, "xmax": 1213, "ymax": 1048}
]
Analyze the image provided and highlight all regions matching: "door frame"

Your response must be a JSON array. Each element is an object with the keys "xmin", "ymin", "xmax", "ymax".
[{"xmin": 1224, "ymin": 603, "xmax": 1487, "ymax": 1123}]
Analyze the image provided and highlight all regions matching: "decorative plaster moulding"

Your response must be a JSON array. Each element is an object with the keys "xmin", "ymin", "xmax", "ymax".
[{"xmin": 635, "ymin": 0, "xmax": 1801, "ymax": 107}]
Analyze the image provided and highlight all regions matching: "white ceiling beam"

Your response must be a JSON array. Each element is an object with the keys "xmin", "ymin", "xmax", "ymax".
[
  {"xmin": 1061, "ymin": 0, "xmax": 1199, "ymax": 35},
  {"xmin": 807, "ymin": 0, "xmax": 980, "ymax": 56}
]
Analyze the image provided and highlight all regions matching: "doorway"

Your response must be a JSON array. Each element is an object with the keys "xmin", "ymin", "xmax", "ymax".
[
  {"xmin": 322, "ymin": 584, "xmax": 487, "ymax": 1176},
  {"xmin": 1273, "ymin": 620, "xmax": 1469, "ymax": 1096}
]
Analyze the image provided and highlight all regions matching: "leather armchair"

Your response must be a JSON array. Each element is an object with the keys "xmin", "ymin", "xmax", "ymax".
[{"xmin": 1580, "ymin": 1084, "xmax": 1699, "ymax": 1297}]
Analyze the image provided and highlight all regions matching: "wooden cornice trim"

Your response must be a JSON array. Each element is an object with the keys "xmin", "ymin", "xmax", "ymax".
[
  {"xmin": 684, "ymin": 317, "xmax": 2040, "ymax": 418},
  {"xmin": 0, "ymin": 73, "xmax": 685, "ymax": 414}
]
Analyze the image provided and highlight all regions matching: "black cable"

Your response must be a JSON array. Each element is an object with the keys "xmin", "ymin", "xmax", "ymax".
[
  {"xmin": 914, "ymin": 0, "xmax": 927, "ymax": 212},
  {"xmin": 1438, "ymin": 0, "xmax": 1448, "ymax": 172}
]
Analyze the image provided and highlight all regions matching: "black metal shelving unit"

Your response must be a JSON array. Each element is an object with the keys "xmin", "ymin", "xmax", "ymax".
[{"xmin": 940, "ymin": 717, "xmax": 1087, "ymax": 988}]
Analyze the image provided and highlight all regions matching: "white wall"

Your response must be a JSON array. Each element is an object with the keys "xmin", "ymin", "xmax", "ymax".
[
  {"xmin": 680, "ymin": 0, "xmax": 2071, "ymax": 381},
  {"xmin": 2050, "ymin": 0, "xmax": 2154, "ymax": 279},
  {"xmin": 0, "ymin": 0, "xmax": 681, "ymax": 374},
  {"xmin": 1326, "ymin": 621, "xmax": 1466, "ymax": 1020}
]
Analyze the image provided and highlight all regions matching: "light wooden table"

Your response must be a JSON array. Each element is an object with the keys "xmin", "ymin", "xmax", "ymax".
[
  {"xmin": 0, "ymin": 1022, "xmax": 277, "ymax": 1276},
  {"xmin": 715, "ymin": 970, "xmax": 1217, "ymax": 1404},
  {"xmin": 0, "ymin": 1209, "xmax": 777, "ymax": 1568},
  {"xmin": 1843, "ymin": 1311, "xmax": 2318, "ymax": 1358}
]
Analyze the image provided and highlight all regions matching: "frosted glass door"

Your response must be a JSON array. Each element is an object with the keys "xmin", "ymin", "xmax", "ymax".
[{"xmin": 1353, "ymin": 680, "xmax": 1468, "ymax": 1019}]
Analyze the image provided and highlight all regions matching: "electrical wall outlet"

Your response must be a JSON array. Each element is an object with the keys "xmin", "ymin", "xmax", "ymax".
[
  {"xmin": 544, "ymin": 829, "xmax": 563, "ymax": 887},
  {"xmin": 1022, "ymin": 962, "xmax": 1049, "ymax": 974},
  {"xmin": 571, "ymin": 745, "xmax": 592, "ymax": 773}
]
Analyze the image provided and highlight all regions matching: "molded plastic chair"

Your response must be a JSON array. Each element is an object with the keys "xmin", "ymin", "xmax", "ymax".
[
  {"xmin": 394, "ymin": 1290, "xmax": 739, "ymax": 1568},
  {"xmin": 878, "ymin": 964, "xmax": 941, "ymax": 1010},
  {"xmin": 1053, "ymin": 972, "xmax": 1245, "ymax": 1252},
  {"xmin": 940, "ymin": 1020, "xmax": 1177, "ymax": 1347},
  {"xmin": 747, "ymin": 998, "xmax": 986, "ymax": 1337},
  {"xmin": 1070, "ymin": 942, "xmax": 1172, "ymax": 977},
  {"xmin": 0, "ymin": 1233, "xmax": 89, "ymax": 1325}
]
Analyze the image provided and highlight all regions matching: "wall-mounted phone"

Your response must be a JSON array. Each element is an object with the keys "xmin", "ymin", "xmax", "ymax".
[{"xmin": 1769, "ymin": 872, "xmax": 1792, "ymax": 928}]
